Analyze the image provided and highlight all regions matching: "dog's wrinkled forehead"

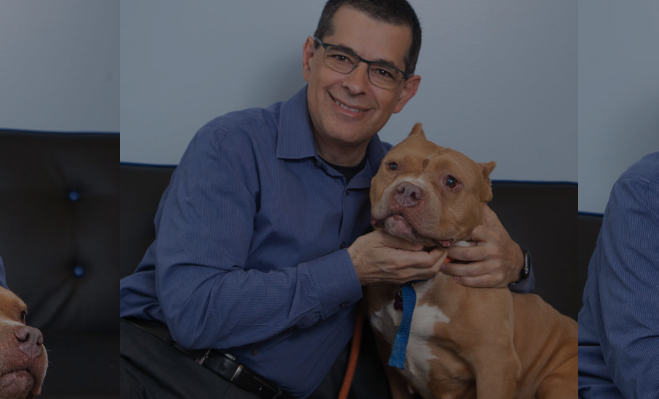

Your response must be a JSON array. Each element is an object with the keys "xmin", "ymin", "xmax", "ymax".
[
  {"xmin": 385, "ymin": 138, "xmax": 482, "ymax": 179},
  {"xmin": 0, "ymin": 286, "xmax": 27, "ymax": 322}
]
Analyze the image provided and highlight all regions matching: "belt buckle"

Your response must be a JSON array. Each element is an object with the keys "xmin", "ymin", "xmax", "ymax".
[
  {"xmin": 202, "ymin": 351, "xmax": 283, "ymax": 399},
  {"xmin": 230, "ymin": 364, "xmax": 244, "ymax": 381},
  {"xmin": 230, "ymin": 365, "xmax": 280, "ymax": 398},
  {"xmin": 195, "ymin": 349, "xmax": 212, "ymax": 365},
  {"xmin": 232, "ymin": 365, "xmax": 283, "ymax": 399}
]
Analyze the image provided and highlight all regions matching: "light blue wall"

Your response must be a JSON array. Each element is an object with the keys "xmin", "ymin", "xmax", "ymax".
[
  {"xmin": 0, "ymin": 1, "xmax": 119, "ymax": 133},
  {"xmin": 578, "ymin": 0, "xmax": 659, "ymax": 213},
  {"xmin": 120, "ymin": 0, "xmax": 577, "ymax": 184},
  {"xmin": 3, "ymin": 1, "xmax": 656, "ymax": 213}
]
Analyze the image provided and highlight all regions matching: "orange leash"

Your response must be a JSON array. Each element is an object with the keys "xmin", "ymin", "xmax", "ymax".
[
  {"xmin": 337, "ymin": 257, "xmax": 451, "ymax": 398},
  {"xmin": 338, "ymin": 306, "xmax": 364, "ymax": 399}
]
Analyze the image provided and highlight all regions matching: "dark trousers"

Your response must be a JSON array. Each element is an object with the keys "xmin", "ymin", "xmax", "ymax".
[
  {"xmin": 120, "ymin": 319, "xmax": 257, "ymax": 398},
  {"xmin": 120, "ymin": 319, "xmax": 391, "ymax": 399}
]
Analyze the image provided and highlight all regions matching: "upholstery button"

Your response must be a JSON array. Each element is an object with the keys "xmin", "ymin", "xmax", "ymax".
[
  {"xmin": 340, "ymin": 242, "xmax": 346, "ymax": 249},
  {"xmin": 251, "ymin": 348, "xmax": 258, "ymax": 356},
  {"xmin": 339, "ymin": 302, "xmax": 348, "ymax": 308},
  {"xmin": 73, "ymin": 265, "xmax": 85, "ymax": 278},
  {"xmin": 68, "ymin": 191, "xmax": 80, "ymax": 202}
]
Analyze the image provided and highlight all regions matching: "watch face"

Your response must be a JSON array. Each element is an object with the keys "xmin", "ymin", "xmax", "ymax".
[{"xmin": 523, "ymin": 255, "xmax": 530, "ymax": 276}]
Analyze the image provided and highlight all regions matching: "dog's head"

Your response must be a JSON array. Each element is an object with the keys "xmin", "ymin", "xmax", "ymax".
[
  {"xmin": 370, "ymin": 123, "xmax": 496, "ymax": 247},
  {"xmin": 0, "ymin": 286, "xmax": 47, "ymax": 399}
]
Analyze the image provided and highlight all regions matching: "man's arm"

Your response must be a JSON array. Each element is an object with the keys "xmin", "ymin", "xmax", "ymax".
[
  {"xmin": 153, "ymin": 127, "xmax": 363, "ymax": 350},
  {"xmin": 591, "ymin": 172, "xmax": 659, "ymax": 398}
]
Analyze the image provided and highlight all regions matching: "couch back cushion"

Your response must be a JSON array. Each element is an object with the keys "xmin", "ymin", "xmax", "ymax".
[
  {"xmin": 120, "ymin": 163, "xmax": 175, "ymax": 278},
  {"xmin": 0, "ymin": 131, "xmax": 119, "ymax": 332},
  {"xmin": 488, "ymin": 182, "xmax": 578, "ymax": 318}
]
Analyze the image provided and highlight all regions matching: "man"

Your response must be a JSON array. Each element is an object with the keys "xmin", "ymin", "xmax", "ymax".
[
  {"xmin": 578, "ymin": 152, "xmax": 659, "ymax": 398},
  {"xmin": 120, "ymin": 1, "xmax": 533, "ymax": 398}
]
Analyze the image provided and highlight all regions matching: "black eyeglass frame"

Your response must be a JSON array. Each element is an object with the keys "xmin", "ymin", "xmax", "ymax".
[{"xmin": 313, "ymin": 36, "xmax": 412, "ymax": 89}]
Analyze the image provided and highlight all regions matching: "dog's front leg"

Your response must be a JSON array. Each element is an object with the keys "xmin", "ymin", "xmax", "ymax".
[
  {"xmin": 372, "ymin": 328, "xmax": 416, "ymax": 399},
  {"xmin": 470, "ymin": 343, "xmax": 520, "ymax": 399},
  {"xmin": 460, "ymin": 291, "xmax": 520, "ymax": 399}
]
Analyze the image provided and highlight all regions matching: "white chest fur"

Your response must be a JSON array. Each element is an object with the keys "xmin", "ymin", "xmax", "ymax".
[{"xmin": 369, "ymin": 281, "xmax": 451, "ymax": 397}]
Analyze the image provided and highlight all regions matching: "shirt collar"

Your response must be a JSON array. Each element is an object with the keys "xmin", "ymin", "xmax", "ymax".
[
  {"xmin": 276, "ymin": 85, "xmax": 388, "ymax": 188},
  {"xmin": 348, "ymin": 135, "xmax": 386, "ymax": 189},
  {"xmin": 276, "ymin": 86, "xmax": 317, "ymax": 160}
]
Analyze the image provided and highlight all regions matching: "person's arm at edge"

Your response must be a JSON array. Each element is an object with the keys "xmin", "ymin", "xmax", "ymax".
[
  {"xmin": 597, "ymin": 173, "xmax": 659, "ymax": 398},
  {"xmin": 0, "ymin": 256, "xmax": 7, "ymax": 289}
]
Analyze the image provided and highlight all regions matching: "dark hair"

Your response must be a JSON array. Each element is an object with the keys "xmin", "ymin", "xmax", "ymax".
[{"xmin": 313, "ymin": 0, "xmax": 422, "ymax": 76}]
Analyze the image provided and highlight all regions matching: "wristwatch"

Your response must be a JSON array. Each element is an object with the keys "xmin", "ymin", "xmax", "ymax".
[{"xmin": 511, "ymin": 246, "xmax": 530, "ymax": 285}]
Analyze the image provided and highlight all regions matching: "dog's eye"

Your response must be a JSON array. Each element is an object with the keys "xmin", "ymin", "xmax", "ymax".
[
  {"xmin": 388, "ymin": 162, "xmax": 398, "ymax": 171},
  {"xmin": 20, "ymin": 310, "xmax": 27, "ymax": 323},
  {"xmin": 445, "ymin": 176, "xmax": 459, "ymax": 188}
]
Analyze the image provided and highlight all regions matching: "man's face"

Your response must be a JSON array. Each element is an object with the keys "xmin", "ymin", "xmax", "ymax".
[{"xmin": 303, "ymin": 6, "xmax": 421, "ymax": 154}]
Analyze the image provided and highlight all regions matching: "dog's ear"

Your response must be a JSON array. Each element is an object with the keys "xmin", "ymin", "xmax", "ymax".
[
  {"xmin": 480, "ymin": 161, "xmax": 496, "ymax": 178},
  {"xmin": 479, "ymin": 161, "xmax": 496, "ymax": 202},
  {"xmin": 407, "ymin": 122, "xmax": 426, "ymax": 139}
]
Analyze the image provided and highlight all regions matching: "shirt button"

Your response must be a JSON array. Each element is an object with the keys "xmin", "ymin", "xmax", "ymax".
[
  {"xmin": 340, "ymin": 242, "xmax": 346, "ymax": 249},
  {"xmin": 339, "ymin": 302, "xmax": 348, "ymax": 308},
  {"xmin": 345, "ymin": 190, "xmax": 350, "ymax": 196},
  {"xmin": 251, "ymin": 348, "xmax": 258, "ymax": 356},
  {"xmin": 315, "ymin": 160, "xmax": 322, "ymax": 168}
]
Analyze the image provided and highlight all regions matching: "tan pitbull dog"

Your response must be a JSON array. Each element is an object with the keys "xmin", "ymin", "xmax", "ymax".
[
  {"xmin": 366, "ymin": 124, "xmax": 577, "ymax": 399},
  {"xmin": 0, "ymin": 286, "xmax": 47, "ymax": 399}
]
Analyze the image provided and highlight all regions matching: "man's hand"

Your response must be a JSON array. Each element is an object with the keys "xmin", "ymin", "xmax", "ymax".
[
  {"xmin": 348, "ymin": 229, "xmax": 447, "ymax": 286},
  {"xmin": 444, "ymin": 205, "xmax": 524, "ymax": 288}
]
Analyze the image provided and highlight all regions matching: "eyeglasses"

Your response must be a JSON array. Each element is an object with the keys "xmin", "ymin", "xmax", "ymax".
[{"xmin": 313, "ymin": 37, "xmax": 411, "ymax": 90}]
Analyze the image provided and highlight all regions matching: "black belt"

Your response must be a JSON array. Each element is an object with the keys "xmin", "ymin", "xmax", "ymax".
[{"xmin": 123, "ymin": 318, "xmax": 289, "ymax": 399}]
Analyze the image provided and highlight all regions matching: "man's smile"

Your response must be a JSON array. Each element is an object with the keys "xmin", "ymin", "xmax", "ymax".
[{"xmin": 329, "ymin": 92, "xmax": 371, "ymax": 115}]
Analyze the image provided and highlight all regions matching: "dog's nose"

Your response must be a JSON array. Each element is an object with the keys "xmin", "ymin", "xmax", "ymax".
[
  {"xmin": 394, "ymin": 182, "xmax": 423, "ymax": 208},
  {"xmin": 15, "ymin": 326, "xmax": 44, "ymax": 359}
]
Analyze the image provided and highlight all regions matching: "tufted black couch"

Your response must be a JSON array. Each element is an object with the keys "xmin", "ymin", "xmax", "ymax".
[
  {"xmin": 0, "ymin": 130, "xmax": 119, "ymax": 399},
  {"xmin": 120, "ymin": 162, "xmax": 603, "ymax": 398},
  {"xmin": 120, "ymin": 165, "xmax": 588, "ymax": 320}
]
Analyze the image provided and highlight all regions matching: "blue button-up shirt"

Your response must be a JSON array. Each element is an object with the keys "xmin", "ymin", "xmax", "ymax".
[
  {"xmin": 120, "ymin": 85, "xmax": 534, "ymax": 397},
  {"xmin": 578, "ymin": 152, "xmax": 659, "ymax": 398}
]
